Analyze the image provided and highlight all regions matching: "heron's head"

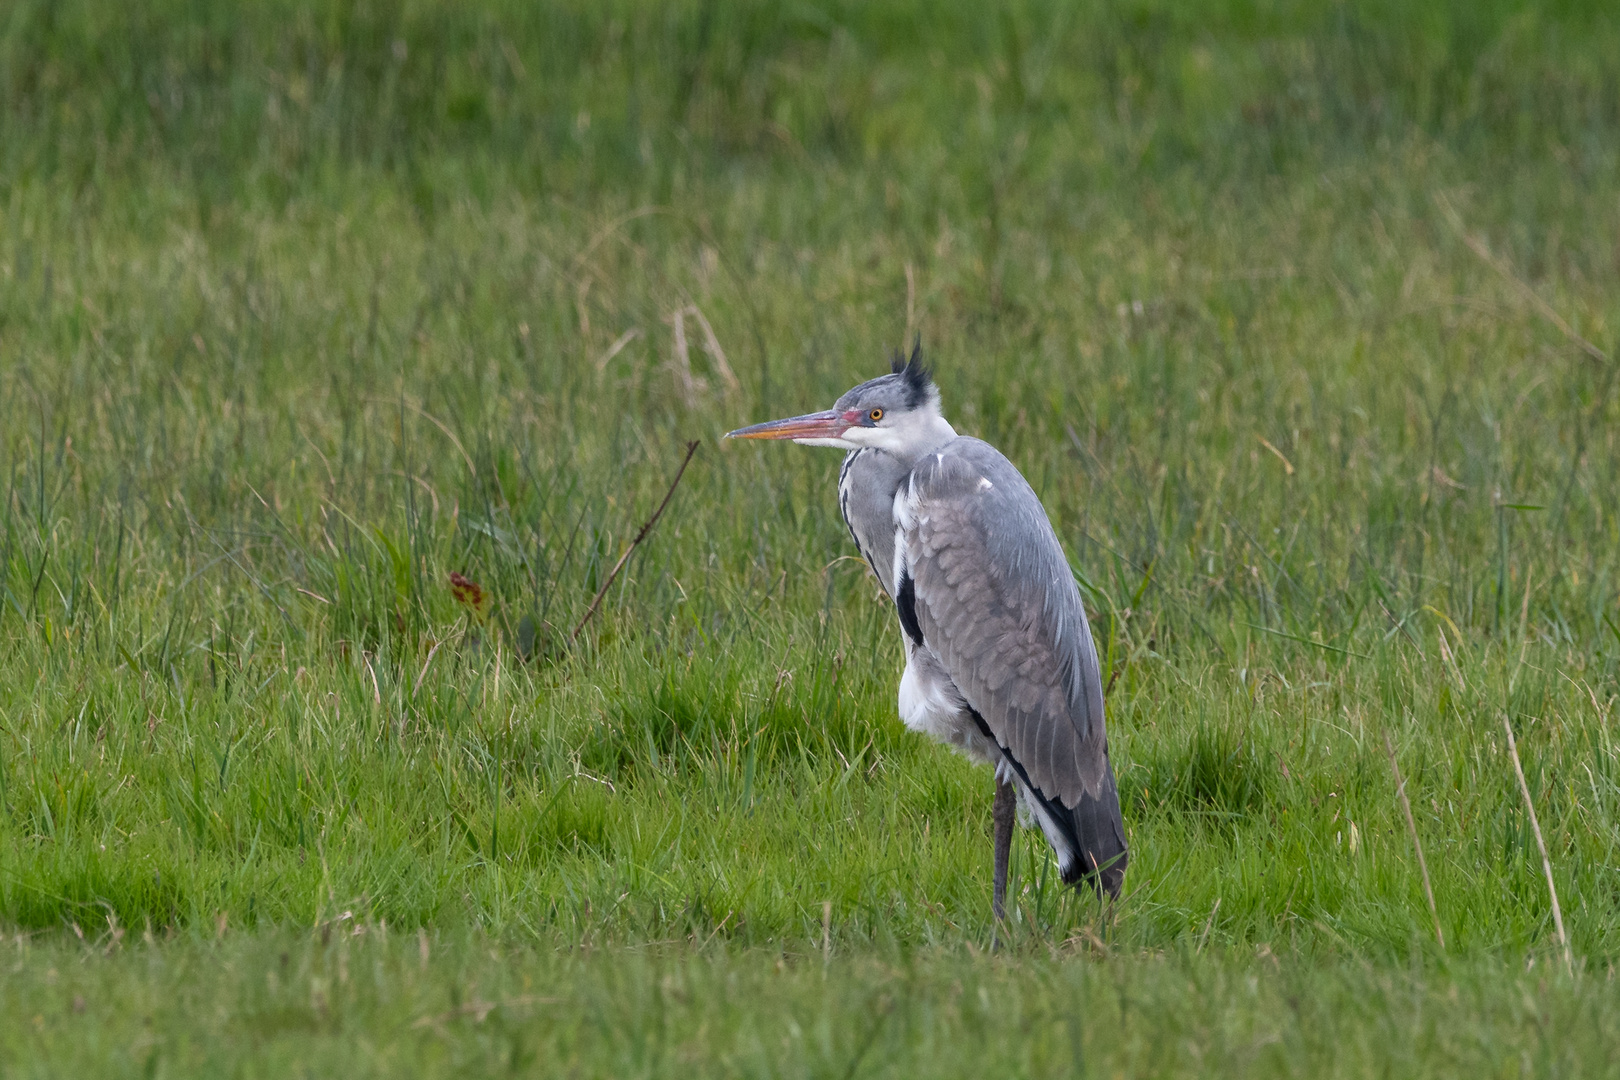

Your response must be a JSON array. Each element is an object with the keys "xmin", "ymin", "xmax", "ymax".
[{"xmin": 725, "ymin": 344, "xmax": 954, "ymax": 455}]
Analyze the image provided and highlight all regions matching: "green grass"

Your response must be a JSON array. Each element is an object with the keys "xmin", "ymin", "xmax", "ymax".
[
  {"xmin": 2, "ymin": 0, "xmax": 1620, "ymax": 1073},
  {"xmin": 6, "ymin": 932, "xmax": 1620, "ymax": 1076}
]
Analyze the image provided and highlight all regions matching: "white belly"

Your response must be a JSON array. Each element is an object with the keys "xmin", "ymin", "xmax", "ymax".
[
  {"xmin": 897, "ymin": 644, "xmax": 1053, "ymax": 843},
  {"xmin": 897, "ymin": 645, "xmax": 1000, "ymax": 766}
]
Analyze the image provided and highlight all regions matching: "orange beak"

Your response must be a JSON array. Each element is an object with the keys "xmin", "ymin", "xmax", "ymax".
[{"xmin": 725, "ymin": 410, "xmax": 855, "ymax": 441}]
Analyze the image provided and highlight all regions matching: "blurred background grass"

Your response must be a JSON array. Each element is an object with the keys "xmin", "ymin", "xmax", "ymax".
[
  {"xmin": 1, "ymin": 1, "xmax": 1619, "ymax": 1072},
  {"xmin": 6, "ymin": 0, "xmax": 1618, "ymax": 194}
]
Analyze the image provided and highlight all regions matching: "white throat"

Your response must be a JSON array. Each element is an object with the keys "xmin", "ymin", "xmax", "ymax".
[{"xmin": 843, "ymin": 410, "xmax": 955, "ymax": 457}]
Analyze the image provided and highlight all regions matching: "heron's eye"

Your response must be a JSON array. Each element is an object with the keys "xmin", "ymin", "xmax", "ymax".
[{"xmin": 869, "ymin": 408, "xmax": 884, "ymax": 422}]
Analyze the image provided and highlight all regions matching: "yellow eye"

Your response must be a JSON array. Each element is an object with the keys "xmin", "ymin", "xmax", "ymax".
[{"xmin": 869, "ymin": 408, "xmax": 884, "ymax": 422}]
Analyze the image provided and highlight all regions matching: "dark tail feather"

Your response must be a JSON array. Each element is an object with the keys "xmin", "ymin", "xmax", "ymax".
[
  {"xmin": 1062, "ymin": 770, "xmax": 1128, "ymax": 899},
  {"xmin": 967, "ymin": 707, "xmax": 1128, "ymax": 899}
]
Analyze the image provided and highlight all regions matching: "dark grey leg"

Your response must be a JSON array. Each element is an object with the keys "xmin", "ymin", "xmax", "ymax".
[{"xmin": 992, "ymin": 777, "xmax": 1016, "ymax": 922}]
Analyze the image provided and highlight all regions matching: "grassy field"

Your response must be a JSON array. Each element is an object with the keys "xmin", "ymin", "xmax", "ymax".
[{"xmin": 2, "ymin": 0, "xmax": 1620, "ymax": 1073}]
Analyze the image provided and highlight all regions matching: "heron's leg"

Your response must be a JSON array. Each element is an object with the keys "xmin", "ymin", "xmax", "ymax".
[{"xmin": 992, "ymin": 777, "xmax": 1016, "ymax": 922}]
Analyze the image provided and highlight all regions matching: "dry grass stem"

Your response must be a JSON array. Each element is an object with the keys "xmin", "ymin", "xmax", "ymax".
[
  {"xmin": 685, "ymin": 303, "xmax": 740, "ymax": 392},
  {"xmin": 904, "ymin": 260, "xmax": 917, "ymax": 341},
  {"xmin": 1257, "ymin": 435, "xmax": 1295, "ymax": 475},
  {"xmin": 1196, "ymin": 897, "xmax": 1221, "ymax": 954},
  {"xmin": 594, "ymin": 327, "xmax": 642, "ymax": 372},
  {"xmin": 1502, "ymin": 716, "xmax": 1572, "ymax": 976},
  {"xmin": 1384, "ymin": 731, "xmax": 1444, "ymax": 950},
  {"xmin": 670, "ymin": 306, "xmax": 697, "ymax": 405},
  {"xmin": 1435, "ymin": 192, "xmax": 1610, "ymax": 366}
]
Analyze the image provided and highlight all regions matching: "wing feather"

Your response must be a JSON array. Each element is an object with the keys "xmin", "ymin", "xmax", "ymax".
[{"xmin": 897, "ymin": 439, "xmax": 1110, "ymax": 807}]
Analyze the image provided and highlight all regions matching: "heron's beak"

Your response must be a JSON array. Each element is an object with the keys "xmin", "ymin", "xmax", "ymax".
[{"xmin": 725, "ymin": 410, "xmax": 852, "ymax": 441}]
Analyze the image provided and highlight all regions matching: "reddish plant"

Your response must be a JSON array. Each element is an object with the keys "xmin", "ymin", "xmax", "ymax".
[{"xmin": 448, "ymin": 572, "xmax": 491, "ymax": 619}]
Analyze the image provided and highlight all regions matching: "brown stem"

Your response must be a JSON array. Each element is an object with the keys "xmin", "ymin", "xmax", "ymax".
[{"xmin": 571, "ymin": 441, "xmax": 700, "ymax": 643}]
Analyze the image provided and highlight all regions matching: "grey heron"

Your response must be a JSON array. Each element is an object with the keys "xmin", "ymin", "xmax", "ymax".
[{"xmin": 727, "ymin": 347, "xmax": 1127, "ymax": 919}]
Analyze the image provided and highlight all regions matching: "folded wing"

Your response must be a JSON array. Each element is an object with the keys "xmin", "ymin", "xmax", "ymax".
[{"xmin": 895, "ymin": 438, "xmax": 1126, "ymax": 890}]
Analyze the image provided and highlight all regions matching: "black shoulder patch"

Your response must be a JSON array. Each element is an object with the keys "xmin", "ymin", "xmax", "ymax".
[
  {"xmin": 888, "ymin": 337, "xmax": 933, "ymax": 408},
  {"xmin": 895, "ymin": 568, "xmax": 924, "ymax": 648}
]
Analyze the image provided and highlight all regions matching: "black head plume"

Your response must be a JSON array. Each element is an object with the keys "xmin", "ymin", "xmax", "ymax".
[{"xmin": 889, "ymin": 337, "xmax": 933, "ymax": 408}]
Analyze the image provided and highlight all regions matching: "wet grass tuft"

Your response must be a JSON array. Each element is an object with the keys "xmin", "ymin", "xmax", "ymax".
[{"xmin": 1131, "ymin": 721, "xmax": 1276, "ymax": 821}]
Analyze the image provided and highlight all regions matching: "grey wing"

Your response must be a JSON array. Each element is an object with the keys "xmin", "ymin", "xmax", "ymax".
[{"xmin": 895, "ymin": 439, "xmax": 1109, "ymax": 807}]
